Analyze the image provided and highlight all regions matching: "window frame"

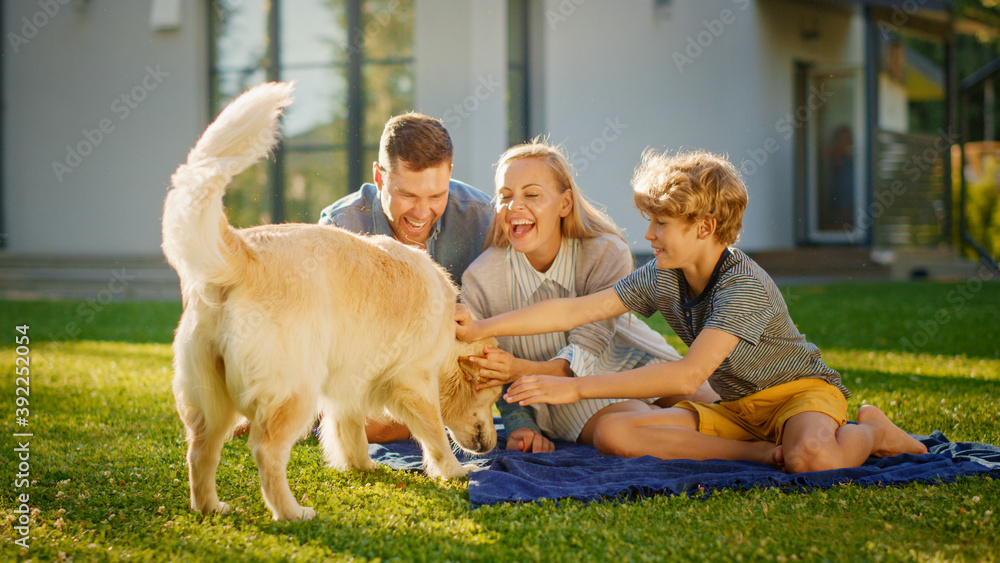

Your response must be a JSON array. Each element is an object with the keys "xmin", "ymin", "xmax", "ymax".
[{"xmin": 207, "ymin": 0, "xmax": 413, "ymax": 224}]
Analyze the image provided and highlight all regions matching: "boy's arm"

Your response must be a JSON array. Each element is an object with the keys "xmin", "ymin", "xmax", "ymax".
[
  {"xmin": 559, "ymin": 238, "xmax": 635, "ymax": 372},
  {"xmin": 455, "ymin": 287, "xmax": 629, "ymax": 341},
  {"xmin": 505, "ymin": 328, "xmax": 739, "ymax": 405}
]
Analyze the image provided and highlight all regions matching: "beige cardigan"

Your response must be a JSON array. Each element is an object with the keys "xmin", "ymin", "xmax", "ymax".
[{"xmin": 460, "ymin": 234, "xmax": 682, "ymax": 435}]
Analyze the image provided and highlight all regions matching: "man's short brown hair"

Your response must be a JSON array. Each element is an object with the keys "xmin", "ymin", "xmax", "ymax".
[
  {"xmin": 378, "ymin": 112, "xmax": 453, "ymax": 172},
  {"xmin": 631, "ymin": 149, "xmax": 748, "ymax": 246}
]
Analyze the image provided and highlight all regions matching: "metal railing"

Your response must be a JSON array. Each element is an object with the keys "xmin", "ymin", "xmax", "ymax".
[
  {"xmin": 872, "ymin": 129, "xmax": 948, "ymax": 248},
  {"xmin": 958, "ymin": 57, "xmax": 1000, "ymax": 273}
]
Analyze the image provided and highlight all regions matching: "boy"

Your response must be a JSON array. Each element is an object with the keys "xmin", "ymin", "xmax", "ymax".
[{"xmin": 455, "ymin": 149, "xmax": 927, "ymax": 472}]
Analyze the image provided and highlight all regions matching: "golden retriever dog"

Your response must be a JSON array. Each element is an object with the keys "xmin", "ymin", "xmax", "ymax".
[{"xmin": 162, "ymin": 81, "xmax": 500, "ymax": 522}]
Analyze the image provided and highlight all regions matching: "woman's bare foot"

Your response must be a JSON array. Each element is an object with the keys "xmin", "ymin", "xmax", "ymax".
[
  {"xmin": 857, "ymin": 405, "xmax": 928, "ymax": 458},
  {"xmin": 232, "ymin": 417, "xmax": 251, "ymax": 437}
]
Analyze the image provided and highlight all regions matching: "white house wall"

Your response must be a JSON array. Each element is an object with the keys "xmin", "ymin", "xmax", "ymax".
[
  {"xmin": 3, "ymin": 0, "xmax": 208, "ymax": 256},
  {"xmin": 535, "ymin": 0, "xmax": 863, "ymax": 253},
  {"xmin": 413, "ymin": 0, "xmax": 508, "ymax": 196},
  {"xmin": 756, "ymin": 0, "xmax": 866, "ymax": 243},
  {"xmin": 3, "ymin": 0, "xmax": 866, "ymax": 257}
]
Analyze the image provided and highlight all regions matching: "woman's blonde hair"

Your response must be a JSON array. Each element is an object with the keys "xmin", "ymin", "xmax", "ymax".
[
  {"xmin": 485, "ymin": 137, "xmax": 624, "ymax": 251},
  {"xmin": 631, "ymin": 148, "xmax": 747, "ymax": 246}
]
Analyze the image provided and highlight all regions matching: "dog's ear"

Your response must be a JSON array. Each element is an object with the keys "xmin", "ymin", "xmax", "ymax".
[{"xmin": 457, "ymin": 355, "xmax": 480, "ymax": 385}]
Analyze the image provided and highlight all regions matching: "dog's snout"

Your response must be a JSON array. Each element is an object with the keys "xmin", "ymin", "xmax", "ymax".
[
  {"xmin": 470, "ymin": 422, "xmax": 495, "ymax": 453},
  {"xmin": 473, "ymin": 435, "xmax": 488, "ymax": 453}
]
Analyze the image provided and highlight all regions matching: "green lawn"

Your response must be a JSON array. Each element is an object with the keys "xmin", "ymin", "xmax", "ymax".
[{"xmin": 1, "ymin": 281, "xmax": 998, "ymax": 562}]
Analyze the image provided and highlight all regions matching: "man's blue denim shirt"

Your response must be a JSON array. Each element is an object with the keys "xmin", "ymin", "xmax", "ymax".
[{"xmin": 318, "ymin": 180, "xmax": 494, "ymax": 285}]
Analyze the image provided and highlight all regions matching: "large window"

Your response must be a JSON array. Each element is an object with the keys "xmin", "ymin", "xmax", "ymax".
[
  {"xmin": 507, "ymin": 0, "xmax": 544, "ymax": 148},
  {"xmin": 507, "ymin": 0, "xmax": 530, "ymax": 147},
  {"xmin": 210, "ymin": 0, "xmax": 415, "ymax": 227}
]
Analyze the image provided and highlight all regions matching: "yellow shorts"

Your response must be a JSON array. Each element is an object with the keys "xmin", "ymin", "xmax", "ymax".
[{"xmin": 674, "ymin": 378, "xmax": 848, "ymax": 444}]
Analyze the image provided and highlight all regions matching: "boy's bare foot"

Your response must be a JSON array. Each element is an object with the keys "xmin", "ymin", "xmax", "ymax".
[
  {"xmin": 857, "ymin": 405, "xmax": 928, "ymax": 458},
  {"xmin": 748, "ymin": 441, "xmax": 784, "ymax": 469},
  {"xmin": 773, "ymin": 444, "xmax": 785, "ymax": 469}
]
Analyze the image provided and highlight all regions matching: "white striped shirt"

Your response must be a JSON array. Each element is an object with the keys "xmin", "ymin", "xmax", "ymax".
[
  {"xmin": 613, "ymin": 247, "xmax": 849, "ymax": 402},
  {"xmin": 508, "ymin": 239, "xmax": 665, "ymax": 441}
]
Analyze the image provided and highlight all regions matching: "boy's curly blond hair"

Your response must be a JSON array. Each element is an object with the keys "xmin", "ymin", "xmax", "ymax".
[{"xmin": 631, "ymin": 149, "xmax": 748, "ymax": 246}]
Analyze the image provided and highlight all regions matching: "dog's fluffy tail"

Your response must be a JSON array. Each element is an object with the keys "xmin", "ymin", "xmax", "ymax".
[{"xmin": 162, "ymin": 81, "xmax": 294, "ymax": 291}]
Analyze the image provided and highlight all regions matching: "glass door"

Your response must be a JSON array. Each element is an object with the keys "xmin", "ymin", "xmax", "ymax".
[{"xmin": 805, "ymin": 67, "xmax": 866, "ymax": 244}]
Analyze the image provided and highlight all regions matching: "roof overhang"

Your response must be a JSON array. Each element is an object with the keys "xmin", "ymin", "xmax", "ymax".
[
  {"xmin": 793, "ymin": 0, "xmax": 951, "ymax": 11},
  {"xmin": 792, "ymin": 0, "xmax": 999, "ymax": 40}
]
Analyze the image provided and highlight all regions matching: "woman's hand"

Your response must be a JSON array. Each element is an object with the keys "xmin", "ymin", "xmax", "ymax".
[
  {"xmin": 506, "ymin": 428, "xmax": 555, "ymax": 453},
  {"xmin": 505, "ymin": 375, "xmax": 582, "ymax": 406},
  {"xmin": 454, "ymin": 304, "xmax": 484, "ymax": 342},
  {"xmin": 473, "ymin": 347, "xmax": 517, "ymax": 390}
]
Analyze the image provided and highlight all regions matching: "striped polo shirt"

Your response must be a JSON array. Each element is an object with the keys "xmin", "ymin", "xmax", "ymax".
[
  {"xmin": 613, "ymin": 247, "xmax": 849, "ymax": 402},
  {"xmin": 508, "ymin": 239, "xmax": 663, "ymax": 441}
]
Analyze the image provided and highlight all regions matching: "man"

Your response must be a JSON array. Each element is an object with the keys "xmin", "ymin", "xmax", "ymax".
[
  {"xmin": 319, "ymin": 112, "xmax": 494, "ymax": 442},
  {"xmin": 319, "ymin": 112, "xmax": 493, "ymax": 285}
]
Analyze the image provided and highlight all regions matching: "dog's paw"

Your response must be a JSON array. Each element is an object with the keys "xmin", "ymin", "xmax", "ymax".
[
  {"xmin": 196, "ymin": 501, "xmax": 231, "ymax": 515},
  {"xmin": 296, "ymin": 507, "xmax": 317, "ymax": 521},
  {"xmin": 272, "ymin": 505, "xmax": 316, "ymax": 522},
  {"xmin": 326, "ymin": 455, "xmax": 377, "ymax": 473},
  {"xmin": 428, "ymin": 461, "xmax": 471, "ymax": 480}
]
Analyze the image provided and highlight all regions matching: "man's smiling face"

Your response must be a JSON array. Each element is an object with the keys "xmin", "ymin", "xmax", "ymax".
[{"xmin": 376, "ymin": 160, "xmax": 452, "ymax": 246}]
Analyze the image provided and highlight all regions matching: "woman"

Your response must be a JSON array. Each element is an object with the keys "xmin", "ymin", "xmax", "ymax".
[{"xmin": 461, "ymin": 139, "xmax": 718, "ymax": 452}]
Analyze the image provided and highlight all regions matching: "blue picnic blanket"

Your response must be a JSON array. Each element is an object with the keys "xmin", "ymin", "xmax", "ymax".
[{"xmin": 367, "ymin": 421, "xmax": 1000, "ymax": 507}]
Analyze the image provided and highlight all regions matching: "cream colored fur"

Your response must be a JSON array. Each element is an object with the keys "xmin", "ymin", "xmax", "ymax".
[{"xmin": 162, "ymin": 82, "xmax": 500, "ymax": 522}]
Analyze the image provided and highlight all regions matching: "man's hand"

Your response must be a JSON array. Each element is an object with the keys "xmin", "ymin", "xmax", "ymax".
[
  {"xmin": 506, "ymin": 427, "xmax": 555, "ymax": 453},
  {"xmin": 505, "ymin": 375, "xmax": 582, "ymax": 406},
  {"xmin": 454, "ymin": 304, "xmax": 485, "ymax": 342}
]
